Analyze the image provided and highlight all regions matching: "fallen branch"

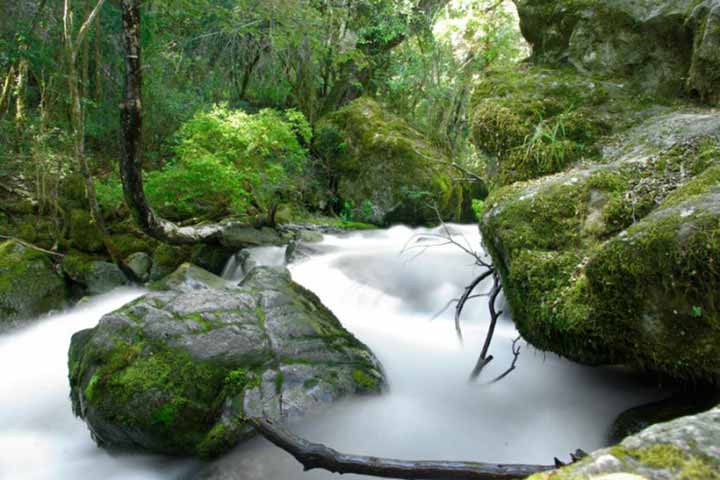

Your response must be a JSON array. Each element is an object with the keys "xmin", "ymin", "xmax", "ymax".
[
  {"xmin": 0, "ymin": 235, "xmax": 64, "ymax": 257},
  {"xmin": 249, "ymin": 417, "xmax": 555, "ymax": 480}
]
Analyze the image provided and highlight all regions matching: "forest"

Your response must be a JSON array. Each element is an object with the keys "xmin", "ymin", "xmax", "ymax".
[{"xmin": 1, "ymin": 0, "xmax": 720, "ymax": 479}]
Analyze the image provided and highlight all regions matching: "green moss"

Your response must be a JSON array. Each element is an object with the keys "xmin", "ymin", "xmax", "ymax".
[
  {"xmin": 662, "ymin": 165, "xmax": 720, "ymax": 208},
  {"xmin": 352, "ymin": 368, "xmax": 381, "ymax": 392},
  {"xmin": 0, "ymin": 240, "xmax": 67, "ymax": 322},
  {"xmin": 78, "ymin": 338, "xmax": 230, "ymax": 454},
  {"xmin": 150, "ymin": 244, "xmax": 193, "ymax": 281},
  {"xmin": 611, "ymin": 444, "xmax": 720, "ymax": 480},
  {"xmin": 316, "ymin": 97, "xmax": 472, "ymax": 225},
  {"xmin": 470, "ymin": 65, "xmax": 661, "ymax": 187},
  {"xmin": 68, "ymin": 209, "xmax": 105, "ymax": 253}
]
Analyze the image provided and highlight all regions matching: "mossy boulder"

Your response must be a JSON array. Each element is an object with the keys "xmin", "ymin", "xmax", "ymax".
[
  {"xmin": 513, "ymin": 0, "xmax": 720, "ymax": 104},
  {"xmin": 0, "ymin": 240, "xmax": 67, "ymax": 326},
  {"xmin": 528, "ymin": 404, "xmax": 720, "ymax": 479},
  {"xmin": 481, "ymin": 110, "xmax": 720, "ymax": 382},
  {"xmin": 470, "ymin": 65, "xmax": 664, "ymax": 187},
  {"xmin": 149, "ymin": 244, "xmax": 193, "ymax": 281},
  {"xmin": 315, "ymin": 97, "xmax": 471, "ymax": 225},
  {"xmin": 68, "ymin": 265, "xmax": 384, "ymax": 458},
  {"xmin": 68, "ymin": 208, "xmax": 105, "ymax": 253},
  {"xmin": 61, "ymin": 250, "xmax": 129, "ymax": 295}
]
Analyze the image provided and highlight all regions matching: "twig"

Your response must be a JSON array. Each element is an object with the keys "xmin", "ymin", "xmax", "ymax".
[
  {"xmin": 249, "ymin": 417, "xmax": 556, "ymax": 480},
  {"xmin": 486, "ymin": 336, "xmax": 522, "ymax": 384},
  {"xmin": 0, "ymin": 235, "xmax": 64, "ymax": 257},
  {"xmin": 455, "ymin": 269, "xmax": 494, "ymax": 343}
]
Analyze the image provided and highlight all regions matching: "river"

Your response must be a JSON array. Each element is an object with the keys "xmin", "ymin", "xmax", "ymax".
[{"xmin": 0, "ymin": 224, "xmax": 662, "ymax": 479}]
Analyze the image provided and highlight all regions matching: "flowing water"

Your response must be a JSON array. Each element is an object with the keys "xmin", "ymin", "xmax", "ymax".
[{"xmin": 0, "ymin": 225, "xmax": 662, "ymax": 479}]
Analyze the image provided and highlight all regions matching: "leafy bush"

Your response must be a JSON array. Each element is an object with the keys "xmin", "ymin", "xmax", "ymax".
[{"xmin": 97, "ymin": 105, "xmax": 312, "ymax": 221}]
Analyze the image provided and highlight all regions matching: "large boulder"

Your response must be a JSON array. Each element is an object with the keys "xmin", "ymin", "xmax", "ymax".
[
  {"xmin": 513, "ymin": 0, "xmax": 720, "ymax": 104},
  {"xmin": 528, "ymin": 404, "xmax": 720, "ymax": 479},
  {"xmin": 315, "ymin": 97, "xmax": 477, "ymax": 225},
  {"xmin": 0, "ymin": 240, "xmax": 67, "ymax": 325},
  {"xmin": 480, "ymin": 110, "xmax": 720, "ymax": 382},
  {"xmin": 68, "ymin": 265, "xmax": 384, "ymax": 458},
  {"xmin": 470, "ymin": 65, "xmax": 661, "ymax": 187}
]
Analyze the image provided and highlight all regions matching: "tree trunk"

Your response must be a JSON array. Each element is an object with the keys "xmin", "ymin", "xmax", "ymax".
[{"xmin": 120, "ymin": 0, "xmax": 230, "ymax": 245}]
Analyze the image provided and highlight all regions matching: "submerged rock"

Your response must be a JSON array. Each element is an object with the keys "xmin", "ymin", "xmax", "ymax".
[
  {"xmin": 480, "ymin": 110, "xmax": 720, "ymax": 382},
  {"xmin": 68, "ymin": 265, "xmax": 384, "ymax": 458},
  {"xmin": 0, "ymin": 240, "xmax": 67, "ymax": 326},
  {"xmin": 529, "ymin": 404, "xmax": 720, "ymax": 479}
]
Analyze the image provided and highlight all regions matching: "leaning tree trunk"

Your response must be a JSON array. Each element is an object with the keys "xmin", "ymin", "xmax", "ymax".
[{"xmin": 119, "ymin": 0, "xmax": 234, "ymax": 245}]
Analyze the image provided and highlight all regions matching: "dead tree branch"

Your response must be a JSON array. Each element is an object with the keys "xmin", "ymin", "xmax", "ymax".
[
  {"xmin": 486, "ymin": 336, "xmax": 522, "ymax": 384},
  {"xmin": 455, "ymin": 268, "xmax": 494, "ymax": 343},
  {"xmin": 249, "ymin": 417, "xmax": 555, "ymax": 480},
  {"xmin": 470, "ymin": 272, "xmax": 503, "ymax": 380},
  {"xmin": 0, "ymin": 235, "xmax": 65, "ymax": 257}
]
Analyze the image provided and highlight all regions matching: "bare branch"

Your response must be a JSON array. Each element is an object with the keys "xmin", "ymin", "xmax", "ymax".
[
  {"xmin": 249, "ymin": 417, "xmax": 555, "ymax": 480},
  {"xmin": 469, "ymin": 272, "xmax": 503, "ymax": 380},
  {"xmin": 455, "ymin": 269, "xmax": 494, "ymax": 343},
  {"xmin": 0, "ymin": 235, "xmax": 65, "ymax": 258},
  {"xmin": 485, "ymin": 336, "xmax": 522, "ymax": 384}
]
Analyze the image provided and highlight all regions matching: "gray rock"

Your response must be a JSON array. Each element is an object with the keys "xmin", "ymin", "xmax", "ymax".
[
  {"xmin": 220, "ymin": 226, "xmax": 286, "ymax": 249},
  {"xmin": 125, "ymin": 252, "xmax": 152, "ymax": 282},
  {"xmin": 68, "ymin": 265, "xmax": 384, "ymax": 458},
  {"xmin": 83, "ymin": 261, "xmax": 128, "ymax": 295},
  {"xmin": 514, "ymin": 0, "xmax": 720, "ymax": 103},
  {"xmin": 533, "ymin": 404, "xmax": 720, "ymax": 479},
  {"xmin": 150, "ymin": 262, "xmax": 228, "ymax": 292}
]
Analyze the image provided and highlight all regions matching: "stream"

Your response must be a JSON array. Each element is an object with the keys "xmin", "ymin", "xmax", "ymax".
[{"xmin": 0, "ymin": 224, "xmax": 662, "ymax": 479}]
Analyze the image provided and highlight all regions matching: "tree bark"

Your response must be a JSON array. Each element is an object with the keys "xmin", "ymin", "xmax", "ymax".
[
  {"xmin": 250, "ymin": 418, "xmax": 555, "ymax": 480},
  {"xmin": 119, "ymin": 0, "xmax": 232, "ymax": 245}
]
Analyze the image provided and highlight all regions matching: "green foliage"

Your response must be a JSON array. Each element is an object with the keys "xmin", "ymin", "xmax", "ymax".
[{"xmin": 97, "ymin": 105, "xmax": 312, "ymax": 221}]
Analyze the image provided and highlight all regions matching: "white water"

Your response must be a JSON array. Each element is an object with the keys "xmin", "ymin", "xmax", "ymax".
[
  {"xmin": 0, "ymin": 225, "xmax": 661, "ymax": 480},
  {"xmin": 0, "ymin": 289, "xmax": 198, "ymax": 480},
  {"xmin": 196, "ymin": 224, "xmax": 662, "ymax": 479}
]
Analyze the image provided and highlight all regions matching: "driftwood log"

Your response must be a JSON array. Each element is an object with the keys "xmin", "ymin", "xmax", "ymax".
[{"xmin": 249, "ymin": 417, "xmax": 556, "ymax": 480}]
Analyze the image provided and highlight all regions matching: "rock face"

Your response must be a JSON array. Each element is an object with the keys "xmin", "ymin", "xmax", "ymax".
[
  {"xmin": 0, "ymin": 240, "xmax": 67, "ymax": 326},
  {"xmin": 315, "ymin": 97, "xmax": 477, "ymax": 225},
  {"xmin": 68, "ymin": 265, "xmax": 384, "ymax": 458},
  {"xmin": 528, "ymin": 404, "xmax": 720, "ymax": 479},
  {"xmin": 480, "ymin": 110, "xmax": 720, "ymax": 382},
  {"xmin": 514, "ymin": 0, "xmax": 720, "ymax": 104}
]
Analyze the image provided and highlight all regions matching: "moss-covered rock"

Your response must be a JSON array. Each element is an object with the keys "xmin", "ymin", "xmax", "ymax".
[
  {"xmin": 149, "ymin": 244, "xmax": 193, "ymax": 281},
  {"xmin": 481, "ymin": 110, "xmax": 720, "ymax": 382},
  {"xmin": 0, "ymin": 240, "xmax": 67, "ymax": 326},
  {"xmin": 470, "ymin": 65, "xmax": 664, "ymax": 187},
  {"xmin": 61, "ymin": 250, "xmax": 128, "ymax": 295},
  {"xmin": 513, "ymin": 0, "xmax": 720, "ymax": 105},
  {"xmin": 68, "ymin": 208, "xmax": 105, "ymax": 253},
  {"xmin": 315, "ymin": 97, "xmax": 473, "ymax": 225},
  {"xmin": 528, "ymin": 403, "xmax": 720, "ymax": 479},
  {"xmin": 68, "ymin": 265, "xmax": 384, "ymax": 458}
]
